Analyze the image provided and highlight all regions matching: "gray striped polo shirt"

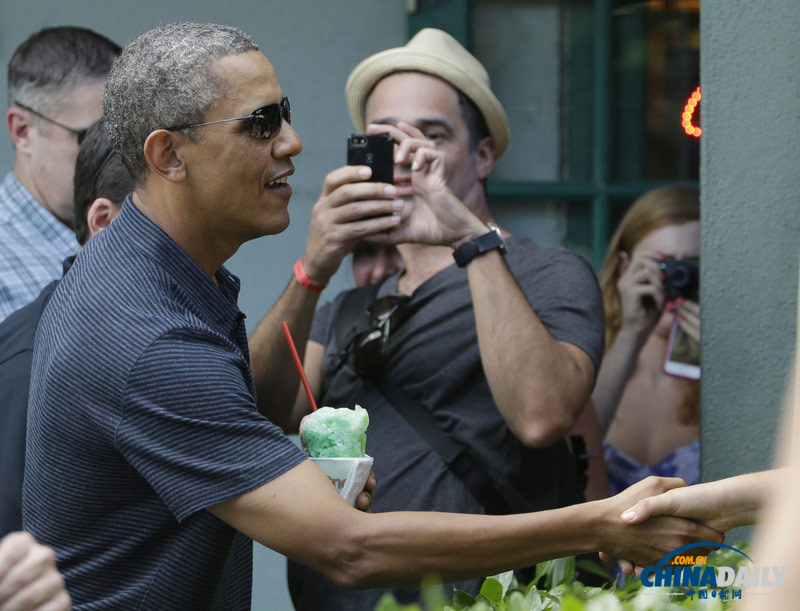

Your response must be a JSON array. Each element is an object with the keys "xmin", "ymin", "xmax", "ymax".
[{"xmin": 24, "ymin": 197, "xmax": 305, "ymax": 609}]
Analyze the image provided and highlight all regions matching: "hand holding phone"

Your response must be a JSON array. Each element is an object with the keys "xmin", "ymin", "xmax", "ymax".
[
  {"xmin": 347, "ymin": 133, "xmax": 394, "ymax": 184},
  {"xmin": 663, "ymin": 312, "xmax": 700, "ymax": 380}
]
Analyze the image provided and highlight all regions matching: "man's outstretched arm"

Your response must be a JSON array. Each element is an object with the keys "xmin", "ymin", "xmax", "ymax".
[{"xmin": 210, "ymin": 465, "xmax": 722, "ymax": 590}]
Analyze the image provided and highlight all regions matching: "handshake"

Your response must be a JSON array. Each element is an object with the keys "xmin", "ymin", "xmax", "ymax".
[{"xmin": 604, "ymin": 471, "xmax": 772, "ymax": 574}]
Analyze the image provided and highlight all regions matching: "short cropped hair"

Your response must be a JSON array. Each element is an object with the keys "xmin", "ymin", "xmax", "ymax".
[
  {"xmin": 73, "ymin": 121, "xmax": 133, "ymax": 245},
  {"xmin": 455, "ymin": 89, "xmax": 490, "ymax": 152},
  {"xmin": 8, "ymin": 26, "xmax": 119, "ymax": 114},
  {"xmin": 103, "ymin": 22, "xmax": 258, "ymax": 183}
]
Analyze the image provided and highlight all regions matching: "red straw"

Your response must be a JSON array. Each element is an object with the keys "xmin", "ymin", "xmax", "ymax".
[{"xmin": 281, "ymin": 321, "xmax": 318, "ymax": 412}]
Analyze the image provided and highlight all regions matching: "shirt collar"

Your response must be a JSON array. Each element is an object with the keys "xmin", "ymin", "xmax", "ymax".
[
  {"xmin": 113, "ymin": 196, "xmax": 244, "ymax": 333},
  {"xmin": 0, "ymin": 171, "xmax": 78, "ymax": 251},
  {"xmin": 62, "ymin": 255, "xmax": 76, "ymax": 276}
]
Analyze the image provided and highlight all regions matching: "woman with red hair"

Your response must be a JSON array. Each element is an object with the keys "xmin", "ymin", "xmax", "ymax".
[{"xmin": 594, "ymin": 185, "xmax": 701, "ymax": 494}]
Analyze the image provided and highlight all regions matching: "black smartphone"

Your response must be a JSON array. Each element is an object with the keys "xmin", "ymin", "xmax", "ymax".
[{"xmin": 347, "ymin": 133, "xmax": 394, "ymax": 184}]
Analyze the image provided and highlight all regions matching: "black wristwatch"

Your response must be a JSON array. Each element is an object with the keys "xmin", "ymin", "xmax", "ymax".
[{"xmin": 452, "ymin": 222, "xmax": 508, "ymax": 267}]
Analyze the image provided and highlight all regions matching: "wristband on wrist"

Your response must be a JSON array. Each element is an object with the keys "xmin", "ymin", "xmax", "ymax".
[
  {"xmin": 293, "ymin": 258, "xmax": 326, "ymax": 293},
  {"xmin": 452, "ymin": 222, "xmax": 507, "ymax": 267}
]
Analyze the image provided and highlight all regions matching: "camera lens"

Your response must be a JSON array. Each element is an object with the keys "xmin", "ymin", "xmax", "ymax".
[
  {"xmin": 661, "ymin": 258, "xmax": 699, "ymax": 301},
  {"xmin": 670, "ymin": 265, "xmax": 691, "ymax": 287}
]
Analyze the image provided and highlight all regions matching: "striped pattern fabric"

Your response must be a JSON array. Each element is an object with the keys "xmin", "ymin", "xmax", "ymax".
[
  {"xmin": 24, "ymin": 197, "xmax": 306, "ymax": 610},
  {"xmin": 0, "ymin": 171, "xmax": 78, "ymax": 322}
]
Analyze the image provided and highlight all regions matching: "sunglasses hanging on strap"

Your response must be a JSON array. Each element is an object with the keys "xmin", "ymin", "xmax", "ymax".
[{"xmin": 330, "ymin": 281, "xmax": 526, "ymax": 515}]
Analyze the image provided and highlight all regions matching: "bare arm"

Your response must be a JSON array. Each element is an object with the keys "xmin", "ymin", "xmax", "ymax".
[
  {"xmin": 468, "ymin": 250, "xmax": 596, "ymax": 446},
  {"xmin": 592, "ymin": 251, "xmax": 666, "ymax": 435},
  {"xmin": 620, "ymin": 470, "xmax": 784, "ymax": 532},
  {"xmin": 208, "ymin": 463, "xmax": 722, "ymax": 590},
  {"xmin": 592, "ymin": 327, "xmax": 647, "ymax": 435},
  {"xmin": 742, "ymin": 362, "xmax": 800, "ymax": 610},
  {"xmin": 249, "ymin": 165, "xmax": 403, "ymax": 429},
  {"xmin": 248, "ymin": 278, "xmax": 322, "ymax": 430}
]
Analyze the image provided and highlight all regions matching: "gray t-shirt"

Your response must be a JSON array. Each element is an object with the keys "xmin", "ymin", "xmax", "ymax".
[{"xmin": 290, "ymin": 237, "xmax": 604, "ymax": 610}]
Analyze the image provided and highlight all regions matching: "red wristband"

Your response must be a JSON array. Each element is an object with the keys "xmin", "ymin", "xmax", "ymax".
[{"xmin": 293, "ymin": 258, "xmax": 326, "ymax": 293}]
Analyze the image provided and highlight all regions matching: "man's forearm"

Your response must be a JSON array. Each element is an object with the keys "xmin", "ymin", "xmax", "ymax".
[
  {"xmin": 212, "ymin": 463, "xmax": 599, "ymax": 588},
  {"xmin": 211, "ymin": 464, "xmax": 722, "ymax": 591},
  {"xmin": 248, "ymin": 276, "xmax": 320, "ymax": 429},
  {"xmin": 466, "ymin": 250, "xmax": 594, "ymax": 447}
]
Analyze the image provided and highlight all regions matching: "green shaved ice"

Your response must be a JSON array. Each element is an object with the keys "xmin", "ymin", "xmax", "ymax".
[{"xmin": 299, "ymin": 405, "xmax": 369, "ymax": 458}]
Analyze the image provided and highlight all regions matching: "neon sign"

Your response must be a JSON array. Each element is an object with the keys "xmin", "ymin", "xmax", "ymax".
[{"xmin": 682, "ymin": 86, "xmax": 701, "ymax": 138}]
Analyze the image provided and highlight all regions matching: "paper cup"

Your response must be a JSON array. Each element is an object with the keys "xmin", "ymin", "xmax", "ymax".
[{"xmin": 310, "ymin": 455, "xmax": 374, "ymax": 506}]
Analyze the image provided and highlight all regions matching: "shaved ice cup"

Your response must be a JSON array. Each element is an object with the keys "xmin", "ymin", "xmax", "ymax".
[
  {"xmin": 310, "ymin": 455, "xmax": 374, "ymax": 506},
  {"xmin": 300, "ymin": 406, "xmax": 373, "ymax": 506}
]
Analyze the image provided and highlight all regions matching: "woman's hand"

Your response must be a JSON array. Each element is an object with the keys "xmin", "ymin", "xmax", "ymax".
[
  {"xmin": 616, "ymin": 251, "xmax": 666, "ymax": 343},
  {"xmin": 677, "ymin": 298, "xmax": 700, "ymax": 343}
]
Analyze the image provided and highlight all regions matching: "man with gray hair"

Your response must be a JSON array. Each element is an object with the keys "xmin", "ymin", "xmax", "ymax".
[
  {"xmin": 0, "ymin": 27, "xmax": 119, "ymax": 321},
  {"xmin": 24, "ymin": 22, "xmax": 719, "ymax": 609}
]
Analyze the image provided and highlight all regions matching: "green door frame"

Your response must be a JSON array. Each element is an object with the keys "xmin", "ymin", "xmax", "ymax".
[{"xmin": 408, "ymin": 0, "xmax": 696, "ymax": 268}]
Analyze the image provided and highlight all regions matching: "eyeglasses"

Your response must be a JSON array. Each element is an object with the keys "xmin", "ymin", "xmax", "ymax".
[
  {"xmin": 13, "ymin": 101, "xmax": 88, "ymax": 144},
  {"xmin": 165, "ymin": 97, "xmax": 291, "ymax": 140},
  {"xmin": 351, "ymin": 295, "xmax": 410, "ymax": 379}
]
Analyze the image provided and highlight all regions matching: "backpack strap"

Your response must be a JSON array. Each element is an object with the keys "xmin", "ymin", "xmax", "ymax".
[
  {"xmin": 324, "ymin": 277, "xmax": 529, "ymax": 514},
  {"xmin": 370, "ymin": 374, "xmax": 525, "ymax": 515}
]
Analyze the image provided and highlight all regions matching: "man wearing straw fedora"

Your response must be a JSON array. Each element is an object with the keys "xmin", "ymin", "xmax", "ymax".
[
  {"xmin": 25, "ymin": 23, "xmax": 719, "ymax": 609},
  {"xmin": 250, "ymin": 28, "xmax": 607, "ymax": 608}
]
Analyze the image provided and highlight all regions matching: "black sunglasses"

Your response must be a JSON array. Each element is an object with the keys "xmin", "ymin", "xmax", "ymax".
[
  {"xmin": 351, "ymin": 295, "xmax": 410, "ymax": 379},
  {"xmin": 165, "ymin": 97, "xmax": 291, "ymax": 140},
  {"xmin": 14, "ymin": 100, "xmax": 88, "ymax": 144}
]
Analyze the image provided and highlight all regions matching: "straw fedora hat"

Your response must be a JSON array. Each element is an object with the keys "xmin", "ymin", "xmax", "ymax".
[{"xmin": 345, "ymin": 28, "xmax": 510, "ymax": 158}]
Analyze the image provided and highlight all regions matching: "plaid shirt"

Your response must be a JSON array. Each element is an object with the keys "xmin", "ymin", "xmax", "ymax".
[{"xmin": 0, "ymin": 171, "xmax": 78, "ymax": 322}]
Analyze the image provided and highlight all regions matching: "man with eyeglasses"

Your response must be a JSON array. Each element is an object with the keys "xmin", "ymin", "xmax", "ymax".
[
  {"xmin": 24, "ymin": 23, "xmax": 721, "ymax": 609},
  {"xmin": 0, "ymin": 26, "xmax": 119, "ymax": 322},
  {"xmin": 0, "ymin": 120, "xmax": 129, "ymax": 538}
]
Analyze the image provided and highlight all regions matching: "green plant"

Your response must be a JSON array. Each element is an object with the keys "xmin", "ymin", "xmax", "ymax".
[{"xmin": 374, "ymin": 546, "xmax": 750, "ymax": 611}]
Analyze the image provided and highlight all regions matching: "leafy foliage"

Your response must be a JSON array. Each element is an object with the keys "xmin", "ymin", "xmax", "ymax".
[{"xmin": 374, "ymin": 546, "xmax": 750, "ymax": 611}]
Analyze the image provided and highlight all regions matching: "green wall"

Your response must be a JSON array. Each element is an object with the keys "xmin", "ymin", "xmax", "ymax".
[{"xmin": 700, "ymin": 0, "xmax": 800, "ymax": 511}]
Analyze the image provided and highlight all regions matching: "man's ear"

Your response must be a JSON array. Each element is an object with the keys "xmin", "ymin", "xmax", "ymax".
[
  {"xmin": 474, "ymin": 136, "xmax": 496, "ymax": 181},
  {"xmin": 7, "ymin": 107, "xmax": 34, "ymax": 153},
  {"xmin": 86, "ymin": 197, "xmax": 121, "ymax": 238},
  {"xmin": 143, "ymin": 129, "xmax": 187, "ymax": 183}
]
